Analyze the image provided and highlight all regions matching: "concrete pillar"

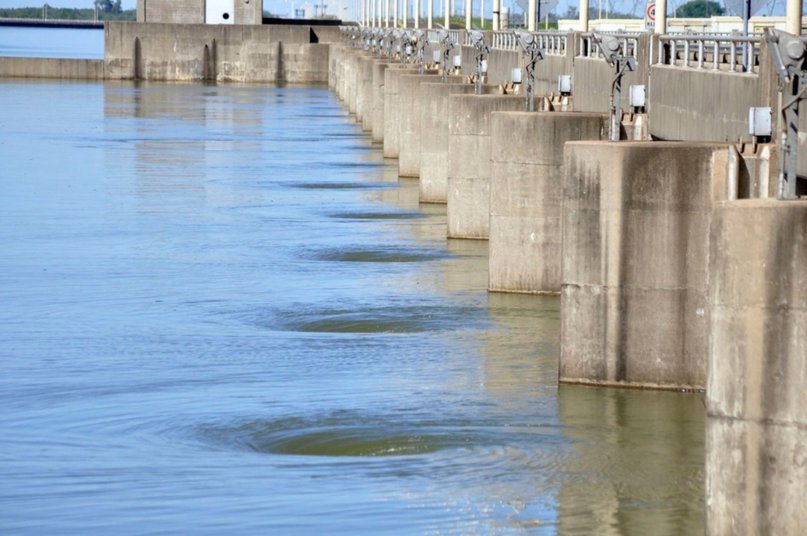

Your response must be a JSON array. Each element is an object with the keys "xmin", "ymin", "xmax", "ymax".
[
  {"xmin": 358, "ymin": 55, "xmax": 376, "ymax": 130},
  {"xmin": 419, "ymin": 80, "xmax": 481, "ymax": 203},
  {"xmin": 492, "ymin": 0, "xmax": 500, "ymax": 30},
  {"xmin": 346, "ymin": 52, "xmax": 362, "ymax": 115},
  {"xmin": 447, "ymin": 94, "xmax": 533, "ymax": 239},
  {"xmin": 489, "ymin": 112, "xmax": 606, "ymax": 294},
  {"xmin": 706, "ymin": 199, "xmax": 807, "ymax": 535},
  {"xmin": 444, "ymin": 0, "xmax": 450, "ymax": 28},
  {"xmin": 655, "ymin": 0, "xmax": 667, "ymax": 34},
  {"xmin": 371, "ymin": 60, "xmax": 391, "ymax": 143},
  {"xmin": 528, "ymin": 0, "xmax": 536, "ymax": 31},
  {"xmin": 465, "ymin": 0, "xmax": 472, "ymax": 29},
  {"xmin": 398, "ymin": 71, "xmax": 440, "ymax": 177},
  {"xmin": 415, "ymin": 0, "xmax": 420, "ymax": 27},
  {"xmin": 786, "ymin": 0, "xmax": 803, "ymax": 35},
  {"xmin": 560, "ymin": 141, "xmax": 735, "ymax": 390},
  {"xmin": 403, "ymin": 0, "xmax": 408, "ymax": 27},
  {"xmin": 383, "ymin": 64, "xmax": 418, "ymax": 158},
  {"xmin": 579, "ymin": 0, "xmax": 588, "ymax": 32},
  {"xmin": 428, "ymin": 0, "xmax": 433, "ymax": 28}
]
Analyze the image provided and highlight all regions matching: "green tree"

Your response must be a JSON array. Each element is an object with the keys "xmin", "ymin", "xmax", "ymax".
[{"xmin": 676, "ymin": 0, "xmax": 725, "ymax": 17}]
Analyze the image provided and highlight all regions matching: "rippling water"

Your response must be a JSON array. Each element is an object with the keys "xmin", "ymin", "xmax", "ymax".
[{"xmin": 0, "ymin": 81, "xmax": 705, "ymax": 534}]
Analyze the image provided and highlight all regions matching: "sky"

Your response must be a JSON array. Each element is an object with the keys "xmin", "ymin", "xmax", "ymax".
[{"xmin": 0, "ymin": 0, "xmax": 136, "ymax": 8}]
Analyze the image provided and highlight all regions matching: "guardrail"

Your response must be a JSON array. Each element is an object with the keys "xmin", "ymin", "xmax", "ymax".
[
  {"xmin": 491, "ymin": 31, "xmax": 568, "ymax": 55},
  {"xmin": 427, "ymin": 29, "xmax": 463, "ymax": 45},
  {"xmin": 578, "ymin": 32, "xmax": 641, "ymax": 59},
  {"xmin": 657, "ymin": 34, "xmax": 760, "ymax": 73}
]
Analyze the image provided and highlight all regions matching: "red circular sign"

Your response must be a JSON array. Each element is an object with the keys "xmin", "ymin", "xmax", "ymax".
[{"xmin": 646, "ymin": 3, "xmax": 656, "ymax": 20}]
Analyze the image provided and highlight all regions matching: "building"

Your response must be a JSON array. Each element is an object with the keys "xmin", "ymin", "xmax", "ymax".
[{"xmin": 137, "ymin": 0, "xmax": 264, "ymax": 25}]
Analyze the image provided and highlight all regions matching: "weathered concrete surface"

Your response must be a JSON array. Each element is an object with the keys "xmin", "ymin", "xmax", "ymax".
[
  {"xmin": 370, "ymin": 60, "xmax": 392, "ymax": 143},
  {"xmin": 345, "ymin": 50, "xmax": 362, "ymax": 114},
  {"xmin": 571, "ymin": 34, "xmax": 649, "ymax": 115},
  {"xmin": 649, "ymin": 65, "xmax": 761, "ymax": 144},
  {"xmin": 398, "ymin": 71, "xmax": 440, "ymax": 177},
  {"xmin": 356, "ymin": 54, "xmax": 375, "ymax": 128},
  {"xmin": 459, "ymin": 46, "xmax": 519, "ymax": 85},
  {"xmin": 0, "ymin": 57, "xmax": 105, "ymax": 79},
  {"xmin": 560, "ymin": 141, "xmax": 734, "ymax": 390},
  {"xmin": 419, "ymin": 80, "xmax": 479, "ymax": 203},
  {"xmin": 706, "ymin": 199, "xmax": 807, "ymax": 535},
  {"xmin": 489, "ymin": 112, "xmax": 606, "ymax": 294},
  {"xmin": 382, "ymin": 64, "xmax": 419, "ymax": 159},
  {"xmin": 137, "ymin": 0, "xmax": 263, "ymax": 25},
  {"xmin": 446, "ymin": 94, "xmax": 532, "ymax": 239},
  {"xmin": 105, "ymin": 22, "xmax": 329, "ymax": 84}
]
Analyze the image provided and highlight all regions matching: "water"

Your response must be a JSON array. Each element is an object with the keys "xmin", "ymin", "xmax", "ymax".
[
  {"xmin": 0, "ymin": 81, "xmax": 705, "ymax": 534},
  {"xmin": 0, "ymin": 26, "xmax": 104, "ymax": 59}
]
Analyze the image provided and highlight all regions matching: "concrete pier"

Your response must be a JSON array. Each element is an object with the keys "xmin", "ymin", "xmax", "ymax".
[
  {"xmin": 398, "ymin": 71, "xmax": 440, "ymax": 177},
  {"xmin": 419, "ymin": 80, "xmax": 485, "ymax": 203},
  {"xmin": 560, "ymin": 141, "xmax": 734, "ymax": 390},
  {"xmin": 382, "ymin": 64, "xmax": 418, "ymax": 159},
  {"xmin": 447, "ymin": 94, "xmax": 530, "ymax": 239},
  {"xmin": 706, "ymin": 199, "xmax": 807, "ymax": 534},
  {"xmin": 489, "ymin": 112, "xmax": 606, "ymax": 294},
  {"xmin": 370, "ymin": 60, "xmax": 391, "ymax": 143},
  {"xmin": 356, "ymin": 55, "xmax": 375, "ymax": 129}
]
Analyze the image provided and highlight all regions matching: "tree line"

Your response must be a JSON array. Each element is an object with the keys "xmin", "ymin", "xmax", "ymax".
[{"xmin": 0, "ymin": 5, "xmax": 135, "ymax": 20}]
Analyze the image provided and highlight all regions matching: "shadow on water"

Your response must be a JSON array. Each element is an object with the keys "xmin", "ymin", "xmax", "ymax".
[
  {"xmin": 311, "ymin": 245, "xmax": 449, "ymax": 263},
  {"xmin": 269, "ymin": 304, "xmax": 489, "ymax": 334}
]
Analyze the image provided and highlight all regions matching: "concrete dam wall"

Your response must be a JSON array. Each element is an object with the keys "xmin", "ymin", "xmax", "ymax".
[{"xmin": 328, "ymin": 41, "xmax": 805, "ymax": 535}]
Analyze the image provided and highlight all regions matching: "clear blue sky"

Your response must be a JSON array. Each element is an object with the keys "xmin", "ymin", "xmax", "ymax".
[{"xmin": 0, "ymin": 0, "xmax": 136, "ymax": 8}]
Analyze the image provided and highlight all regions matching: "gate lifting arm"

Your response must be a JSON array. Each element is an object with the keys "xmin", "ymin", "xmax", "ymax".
[
  {"xmin": 381, "ymin": 29, "xmax": 395, "ymax": 58},
  {"xmin": 515, "ymin": 31, "xmax": 545, "ymax": 112},
  {"xmin": 437, "ymin": 30, "xmax": 456, "ymax": 83},
  {"xmin": 400, "ymin": 30, "xmax": 417, "ymax": 66},
  {"xmin": 411, "ymin": 30, "xmax": 428, "ymax": 74},
  {"xmin": 764, "ymin": 29, "xmax": 807, "ymax": 200},
  {"xmin": 470, "ymin": 31, "xmax": 490, "ymax": 95},
  {"xmin": 592, "ymin": 34, "xmax": 635, "ymax": 142}
]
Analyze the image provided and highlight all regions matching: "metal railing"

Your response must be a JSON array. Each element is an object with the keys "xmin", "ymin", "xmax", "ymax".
[
  {"xmin": 579, "ymin": 32, "xmax": 641, "ymax": 59},
  {"xmin": 426, "ymin": 29, "xmax": 461, "ymax": 43},
  {"xmin": 491, "ymin": 31, "xmax": 568, "ymax": 55},
  {"xmin": 658, "ymin": 34, "xmax": 761, "ymax": 73}
]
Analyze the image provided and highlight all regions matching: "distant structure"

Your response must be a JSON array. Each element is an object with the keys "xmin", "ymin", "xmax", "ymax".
[{"xmin": 136, "ymin": 0, "xmax": 264, "ymax": 25}]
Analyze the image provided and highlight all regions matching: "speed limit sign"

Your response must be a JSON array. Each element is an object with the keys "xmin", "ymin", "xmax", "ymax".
[{"xmin": 645, "ymin": 0, "xmax": 656, "ymax": 29}]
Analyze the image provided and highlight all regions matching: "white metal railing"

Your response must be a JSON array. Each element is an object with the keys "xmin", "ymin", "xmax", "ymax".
[
  {"xmin": 491, "ymin": 31, "xmax": 568, "ymax": 55},
  {"xmin": 579, "ymin": 32, "xmax": 641, "ymax": 60},
  {"xmin": 427, "ymin": 29, "xmax": 463, "ymax": 45},
  {"xmin": 491, "ymin": 31, "xmax": 518, "ymax": 50},
  {"xmin": 658, "ymin": 34, "xmax": 760, "ymax": 73}
]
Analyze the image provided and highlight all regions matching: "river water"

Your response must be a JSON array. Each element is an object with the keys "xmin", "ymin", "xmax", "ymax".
[
  {"xmin": 0, "ymin": 80, "xmax": 705, "ymax": 534},
  {"xmin": 0, "ymin": 27, "xmax": 104, "ymax": 59}
]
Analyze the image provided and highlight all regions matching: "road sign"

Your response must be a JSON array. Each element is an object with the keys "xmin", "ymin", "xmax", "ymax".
[{"xmin": 644, "ymin": 0, "xmax": 655, "ymax": 30}]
